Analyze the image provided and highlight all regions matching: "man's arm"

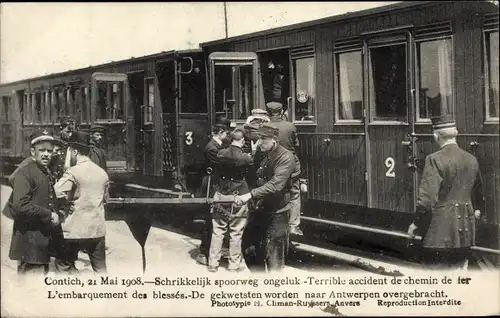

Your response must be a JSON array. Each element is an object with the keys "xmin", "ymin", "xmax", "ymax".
[
  {"xmin": 11, "ymin": 171, "xmax": 52, "ymax": 225},
  {"xmin": 250, "ymin": 152, "xmax": 294, "ymax": 200},
  {"xmin": 413, "ymin": 155, "xmax": 443, "ymax": 229}
]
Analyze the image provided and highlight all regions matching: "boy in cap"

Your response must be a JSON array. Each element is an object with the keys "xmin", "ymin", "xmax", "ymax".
[
  {"xmin": 8, "ymin": 130, "xmax": 60, "ymax": 275},
  {"xmin": 89, "ymin": 124, "xmax": 107, "ymax": 170},
  {"xmin": 208, "ymin": 128, "xmax": 254, "ymax": 272},
  {"xmin": 266, "ymin": 101, "xmax": 303, "ymax": 236},
  {"xmin": 408, "ymin": 115, "xmax": 484, "ymax": 270},
  {"xmin": 53, "ymin": 131, "xmax": 110, "ymax": 274},
  {"xmin": 235, "ymin": 123, "xmax": 295, "ymax": 272}
]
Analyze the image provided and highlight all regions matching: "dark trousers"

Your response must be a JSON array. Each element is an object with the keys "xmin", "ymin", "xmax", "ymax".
[
  {"xmin": 55, "ymin": 237, "xmax": 107, "ymax": 274},
  {"xmin": 17, "ymin": 262, "xmax": 49, "ymax": 275},
  {"xmin": 199, "ymin": 207, "xmax": 213, "ymax": 258},
  {"xmin": 243, "ymin": 210, "xmax": 289, "ymax": 273},
  {"xmin": 421, "ymin": 247, "xmax": 470, "ymax": 270}
]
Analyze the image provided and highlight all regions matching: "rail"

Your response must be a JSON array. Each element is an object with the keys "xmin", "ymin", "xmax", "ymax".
[{"xmin": 301, "ymin": 216, "xmax": 500, "ymax": 255}]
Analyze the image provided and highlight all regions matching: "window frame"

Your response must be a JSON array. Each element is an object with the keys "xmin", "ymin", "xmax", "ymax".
[
  {"xmin": 414, "ymin": 34, "xmax": 455, "ymax": 124},
  {"xmin": 483, "ymin": 26, "xmax": 499, "ymax": 123},
  {"xmin": 367, "ymin": 36, "xmax": 410, "ymax": 125},
  {"xmin": 290, "ymin": 44, "xmax": 317, "ymax": 126},
  {"xmin": 333, "ymin": 37, "xmax": 364, "ymax": 126},
  {"xmin": 144, "ymin": 77, "xmax": 155, "ymax": 125}
]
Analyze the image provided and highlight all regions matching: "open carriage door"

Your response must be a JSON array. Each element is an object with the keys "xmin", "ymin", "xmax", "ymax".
[
  {"xmin": 91, "ymin": 73, "xmax": 132, "ymax": 172},
  {"xmin": 362, "ymin": 27, "xmax": 417, "ymax": 213},
  {"xmin": 208, "ymin": 52, "xmax": 260, "ymax": 127}
]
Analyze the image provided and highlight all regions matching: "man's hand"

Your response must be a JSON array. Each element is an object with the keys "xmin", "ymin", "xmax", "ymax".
[
  {"xmin": 51, "ymin": 212, "xmax": 60, "ymax": 225},
  {"xmin": 474, "ymin": 210, "xmax": 481, "ymax": 219},
  {"xmin": 407, "ymin": 223, "xmax": 418, "ymax": 237},
  {"xmin": 235, "ymin": 193, "xmax": 252, "ymax": 205}
]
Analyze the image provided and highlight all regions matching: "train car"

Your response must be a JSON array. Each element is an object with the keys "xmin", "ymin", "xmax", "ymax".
[
  {"xmin": 0, "ymin": 49, "xmax": 211, "ymax": 193},
  {"xmin": 200, "ymin": 1, "xmax": 500, "ymax": 256}
]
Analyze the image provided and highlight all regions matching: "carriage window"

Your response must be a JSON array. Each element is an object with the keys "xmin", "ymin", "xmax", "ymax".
[
  {"xmin": 369, "ymin": 44, "xmax": 407, "ymax": 121},
  {"xmin": 292, "ymin": 57, "xmax": 315, "ymax": 122},
  {"xmin": 96, "ymin": 81, "xmax": 125, "ymax": 121},
  {"xmin": 34, "ymin": 92, "xmax": 42, "ymax": 123},
  {"xmin": 145, "ymin": 78, "xmax": 154, "ymax": 124},
  {"xmin": 213, "ymin": 64, "xmax": 253, "ymax": 121},
  {"xmin": 42, "ymin": 92, "xmax": 49, "ymax": 123},
  {"xmin": 336, "ymin": 51, "xmax": 363, "ymax": 121},
  {"xmin": 485, "ymin": 31, "xmax": 499, "ymax": 120},
  {"xmin": 417, "ymin": 39, "xmax": 453, "ymax": 120},
  {"xmin": 81, "ymin": 87, "xmax": 89, "ymax": 123},
  {"xmin": 181, "ymin": 60, "xmax": 207, "ymax": 113},
  {"xmin": 2, "ymin": 96, "xmax": 11, "ymax": 122}
]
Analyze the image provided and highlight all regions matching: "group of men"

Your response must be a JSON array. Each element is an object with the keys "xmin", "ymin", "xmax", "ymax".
[
  {"xmin": 196, "ymin": 101, "xmax": 303, "ymax": 273},
  {"xmin": 7, "ymin": 116, "xmax": 110, "ymax": 276}
]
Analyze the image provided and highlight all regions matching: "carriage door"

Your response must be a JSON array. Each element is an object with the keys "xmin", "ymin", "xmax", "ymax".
[
  {"xmin": 91, "ymin": 73, "xmax": 132, "ymax": 172},
  {"xmin": 176, "ymin": 55, "xmax": 210, "ymax": 191},
  {"xmin": 209, "ymin": 52, "xmax": 259, "ymax": 127},
  {"xmin": 364, "ymin": 28, "xmax": 416, "ymax": 213}
]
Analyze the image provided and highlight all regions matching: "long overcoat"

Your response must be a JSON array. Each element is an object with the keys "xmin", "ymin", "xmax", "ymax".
[
  {"xmin": 414, "ymin": 144, "xmax": 484, "ymax": 249},
  {"xmin": 9, "ymin": 160, "xmax": 57, "ymax": 264}
]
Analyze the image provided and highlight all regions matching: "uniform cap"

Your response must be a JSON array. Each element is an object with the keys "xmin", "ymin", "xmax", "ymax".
[
  {"xmin": 90, "ymin": 124, "xmax": 107, "ymax": 134},
  {"xmin": 431, "ymin": 114, "xmax": 456, "ymax": 130},
  {"xmin": 251, "ymin": 108, "xmax": 268, "ymax": 116},
  {"xmin": 30, "ymin": 130, "xmax": 55, "ymax": 146},
  {"xmin": 256, "ymin": 123, "xmax": 279, "ymax": 139},
  {"xmin": 266, "ymin": 102, "xmax": 283, "ymax": 112}
]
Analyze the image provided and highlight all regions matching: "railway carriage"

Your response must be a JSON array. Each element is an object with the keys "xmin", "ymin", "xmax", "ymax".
[
  {"xmin": 199, "ymin": 0, "xmax": 499, "ymax": 255},
  {"xmin": 1, "ymin": 1, "xmax": 498, "ymax": 263}
]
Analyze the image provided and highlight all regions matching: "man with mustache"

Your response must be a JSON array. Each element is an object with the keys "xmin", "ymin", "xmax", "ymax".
[
  {"xmin": 88, "ymin": 124, "xmax": 107, "ymax": 170},
  {"xmin": 8, "ymin": 130, "xmax": 60, "ymax": 275}
]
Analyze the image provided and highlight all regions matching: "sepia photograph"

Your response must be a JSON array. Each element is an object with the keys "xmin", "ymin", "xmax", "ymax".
[{"xmin": 1, "ymin": 1, "xmax": 499, "ymax": 317}]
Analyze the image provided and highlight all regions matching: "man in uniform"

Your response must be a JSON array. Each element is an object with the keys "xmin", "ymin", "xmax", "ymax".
[
  {"xmin": 89, "ymin": 124, "xmax": 107, "ymax": 170},
  {"xmin": 408, "ymin": 115, "xmax": 484, "ymax": 270},
  {"xmin": 196, "ymin": 117, "xmax": 231, "ymax": 265},
  {"xmin": 58, "ymin": 116, "xmax": 78, "ymax": 174},
  {"xmin": 53, "ymin": 131, "xmax": 110, "ymax": 274},
  {"xmin": 208, "ymin": 128, "xmax": 254, "ymax": 272},
  {"xmin": 235, "ymin": 124, "xmax": 295, "ymax": 272},
  {"xmin": 8, "ymin": 130, "xmax": 60, "ymax": 275},
  {"xmin": 266, "ymin": 101, "xmax": 303, "ymax": 236}
]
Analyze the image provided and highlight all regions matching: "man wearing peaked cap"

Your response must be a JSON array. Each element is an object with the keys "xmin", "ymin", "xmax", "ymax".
[
  {"xmin": 59, "ymin": 116, "xmax": 78, "ymax": 141},
  {"xmin": 195, "ymin": 116, "xmax": 232, "ymax": 266},
  {"xmin": 408, "ymin": 114, "xmax": 485, "ymax": 270},
  {"xmin": 236, "ymin": 122, "xmax": 295, "ymax": 273},
  {"xmin": 266, "ymin": 101, "xmax": 303, "ymax": 236},
  {"xmin": 89, "ymin": 124, "xmax": 107, "ymax": 170},
  {"xmin": 53, "ymin": 130, "xmax": 110, "ymax": 274},
  {"xmin": 8, "ymin": 129, "xmax": 60, "ymax": 275}
]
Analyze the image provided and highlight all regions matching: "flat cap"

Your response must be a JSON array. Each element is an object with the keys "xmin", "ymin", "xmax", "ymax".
[
  {"xmin": 214, "ymin": 116, "xmax": 231, "ymax": 130},
  {"xmin": 90, "ymin": 124, "xmax": 107, "ymax": 133},
  {"xmin": 266, "ymin": 101, "xmax": 283, "ymax": 112},
  {"xmin": 431, "ymin": 114, "xmax": 456, "ymax": 130},
  {"xmin": 256, "ymin": 123, "xmax": 279, "ymax": 139},
  {"xmin": 251, "ymin": 108, "xmax": 268, "ymax": 116},
  {"xmin": 60, "ymin": 116, "xmax": 78, "ymax": 126},
  {"xmin": 30, "ymin": 129, "xmax": 55, "ymax": 146}
]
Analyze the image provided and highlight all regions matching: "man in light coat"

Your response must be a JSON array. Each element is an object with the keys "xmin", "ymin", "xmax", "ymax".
[{"xmin": 54, "ymin": 131, "xmax": 110, "ymax": 274}]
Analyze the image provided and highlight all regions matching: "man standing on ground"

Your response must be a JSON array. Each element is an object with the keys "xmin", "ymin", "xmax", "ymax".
[
  {"xmin": 408, "ymin": 115, "xmax": 485, "ymax": 270},
  {"xmin": 235, "ymin": 124, "xmax": 295, "ymax": 272},
  {"xmin": 266, "ymin": 101, "xmax": 303, "ymax": 236},
  {"xmin": 9, "ymin": 130, "xmax": 60, "ymax": 275},
  {"xmin": 88, "ymin": 124, "xmax": 107, "ymax": 170},
  {"xmin": 54, "ymin": 131, "xmax": 110, "ymax": 274}
]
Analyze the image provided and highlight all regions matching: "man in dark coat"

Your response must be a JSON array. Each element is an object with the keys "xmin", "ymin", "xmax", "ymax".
[
  {"xmin": 88, "ymin": 124, "xmax": 107, "ymax": 170},
  {"xmin": 57, "ymin": 116, "xmax": 78, "ymax": 175},
  {"xmin": 266, "ymin": 101, "xmax": 303, "ymax": 236},
  {"xmin": 9, "ymin": 130, "xmax": 60, "ymax": 275},
  {"xmin": 195, "ymin": 117, "xmax": 231, "ymax": 265},
  {"xmin": 235, "ymin": 124, "xmax": 295, "ymax": 272},
  {"xmin": 408, "ymin": 115, "xmax": 485, "ymax": 270},
  {"xmin": 208, "ymin": 128, "xmax": 254, "ymax": 272}
]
